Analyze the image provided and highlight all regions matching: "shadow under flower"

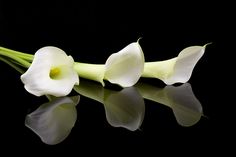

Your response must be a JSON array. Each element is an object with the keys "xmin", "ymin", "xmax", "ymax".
[{"xmin": 25, "ymin": 96, "xmax": 79, "ymax": 145}]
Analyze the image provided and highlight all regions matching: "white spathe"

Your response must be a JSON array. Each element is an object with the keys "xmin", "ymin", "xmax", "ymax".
[
  {"xmin": 143, "ymin": 45, "xmax": 207, "ymax": 85},
  {"xmin": 104, "ymin": 42, "xmax": 145, "ymax": 87},
  {"xmin": 73, "ymin": 41, "xmax": 145, "ymax": 87},
  {"xmin": 21, "ymin": 46, "xmax": 79, "ymax": 97}
]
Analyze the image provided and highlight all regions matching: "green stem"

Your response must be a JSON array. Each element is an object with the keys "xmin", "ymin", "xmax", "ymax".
[
  {"xmin": 73, "ymin": 62, "xmax": 105, "ymax": 86},
  {"xmin": 0, "ymin": 50, "xmax": 31, "ymax": 68},
  {"xmin": 0, "ymin": 56, "xmax": 25, "ymax": 74},
  {"xmin": 0, "ymin": 46, "xmax": 34, "ymax": 61},
  {"xmin": 142, "ymin": 58, "xmax": 177, "ymax": 80},
  {"xmin": 10, "ymin": 59, "xmax": 28, "ymax": 68}
]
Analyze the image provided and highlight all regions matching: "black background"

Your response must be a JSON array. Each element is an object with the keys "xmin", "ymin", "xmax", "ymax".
[{"xmin": 0, "ymin": 0, "xmax": 234, "ymax": 155}]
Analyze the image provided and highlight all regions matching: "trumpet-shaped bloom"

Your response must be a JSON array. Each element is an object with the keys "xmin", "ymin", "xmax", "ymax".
[
  {"xmin": 21, "ymin": 46, "xmax": 79, "ymax": 97},
  {"xmin": 25, "ymin": 96, "xmax": 79, "ymax": 145},
  {"xmin": 104, "ymin": 42, "xmax": 145, "ymax": 87},
  {"xmin": 74, "ymin": 41, "xmax": 144, "ymax": 87},
  {"xmin": 142, "ymin": 45, "xmax": 207, "ymax": 85}
]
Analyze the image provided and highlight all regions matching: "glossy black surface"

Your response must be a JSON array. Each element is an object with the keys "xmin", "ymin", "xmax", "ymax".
[{"xmin": 0, "ymin": 0, "xmax": 232, "ymax": 154}]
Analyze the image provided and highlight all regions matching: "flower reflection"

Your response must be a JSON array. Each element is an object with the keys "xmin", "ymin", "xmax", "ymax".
[
  {"xmin": 74, "ymin": 80, "xmax": 145, "ymax": 131},
  {"xmin": 135, "ymin": 83, "xmax": 203, "ymax": 127},
  {"xmin": 25, "ymin": 81, "xmax": 202, "ymax": 145},
  {"xmin": 25, "ymin": 96, "xmax": 79, "ymax": 145}
]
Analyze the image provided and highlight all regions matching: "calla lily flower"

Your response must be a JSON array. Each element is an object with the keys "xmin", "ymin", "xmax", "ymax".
[
  {"xmin": 142, "ymin": 45, "xmax": 208, "ymax": 85},
  {"xmin": 21, "ymin": 46, "xmax": 79, "ymax": 97},
  {"xmin": 1, "ymin": 41, "xmax": 144, "ymax": 91},
  {"xmin": 74, "ymin": 80, "xmax": 145, "ymax": 131},
  {"xmin": 1, "ymin": 42, "xmax": 207, "ymax": 90},
  {"xmin": 25, "ymin": 96, "xmax": 79, "ymax": 145},
  {"xmin": 135, "ymin": 82, "xmax": 203, "ymax": 127},
  {"xmin": 74, "ymin": 41, "xmax": 144, "ymax": 87}
]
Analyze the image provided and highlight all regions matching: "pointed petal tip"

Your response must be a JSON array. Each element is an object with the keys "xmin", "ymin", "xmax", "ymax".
[
  {"xmin": 204, "ymin": 42, "xmax": 213, "ymax": 47},
  {"xmin": 163, "ymin": 45, "xmax": 206, "ymax": 85},
  {"xmin": 104, "ymin": 42, "xmax": 144, "ymax": 87},
  {"xmin": 137, "ymin": 37, "xmax": 142, "ymax": 43}
]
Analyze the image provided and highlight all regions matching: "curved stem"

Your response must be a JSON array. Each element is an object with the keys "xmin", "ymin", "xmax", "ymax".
[
  {"xmin": 10, "ymin": 59, "xmax": 28, "ymax": 67},
  {"xmin": 0, "ymin": 56, "xmax": 25, "ymax": 74},
  {"xmin": 73, "ymin": 62, "xmax": 105, "ymax": 86},
  {"xmin": 0, "ymin": 46, "xmax": 34, "ymax": 61},
  {"xmin": 0, "ymin": 50, "xmax": 31, "ymax": 68},
  {"xmin": 142, "ymin": 58, "xmax": 177, "ymax": 80}
]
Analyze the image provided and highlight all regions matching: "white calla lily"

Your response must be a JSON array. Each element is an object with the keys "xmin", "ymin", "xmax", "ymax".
[
  {"xmin": 21, "ymin": 46, "xmax": 79, "ymax": 97},
  {"xmin": 142, "ymin": 45, "xmax": 208, "ymax": 85},
  {"xmin": 25, "ymin": 96, "xmax": 79, "ymax": 145},
  {"xmin": 74, "ymin": 41, "xmax": 144, "ymax": 87},
  {"xmin": 104, "ymin": 42, "xmax": 145, "ymax": 87}
]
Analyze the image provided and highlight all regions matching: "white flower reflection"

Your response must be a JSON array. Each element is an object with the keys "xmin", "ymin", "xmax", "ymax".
[
  {"xmin": 135, "ymin": 82, "xmax": 203, "ymax": 127},
  {"xmin": 24, "ymin": 81, "xmax": 203, "ymax": 145},
  {"xmin": 25, "ymin": 96, "xmax": 79, "ymax": 145},
  {"xmin": 74, "ymin": 80, "xmax": 145, "ymax": 131}
]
